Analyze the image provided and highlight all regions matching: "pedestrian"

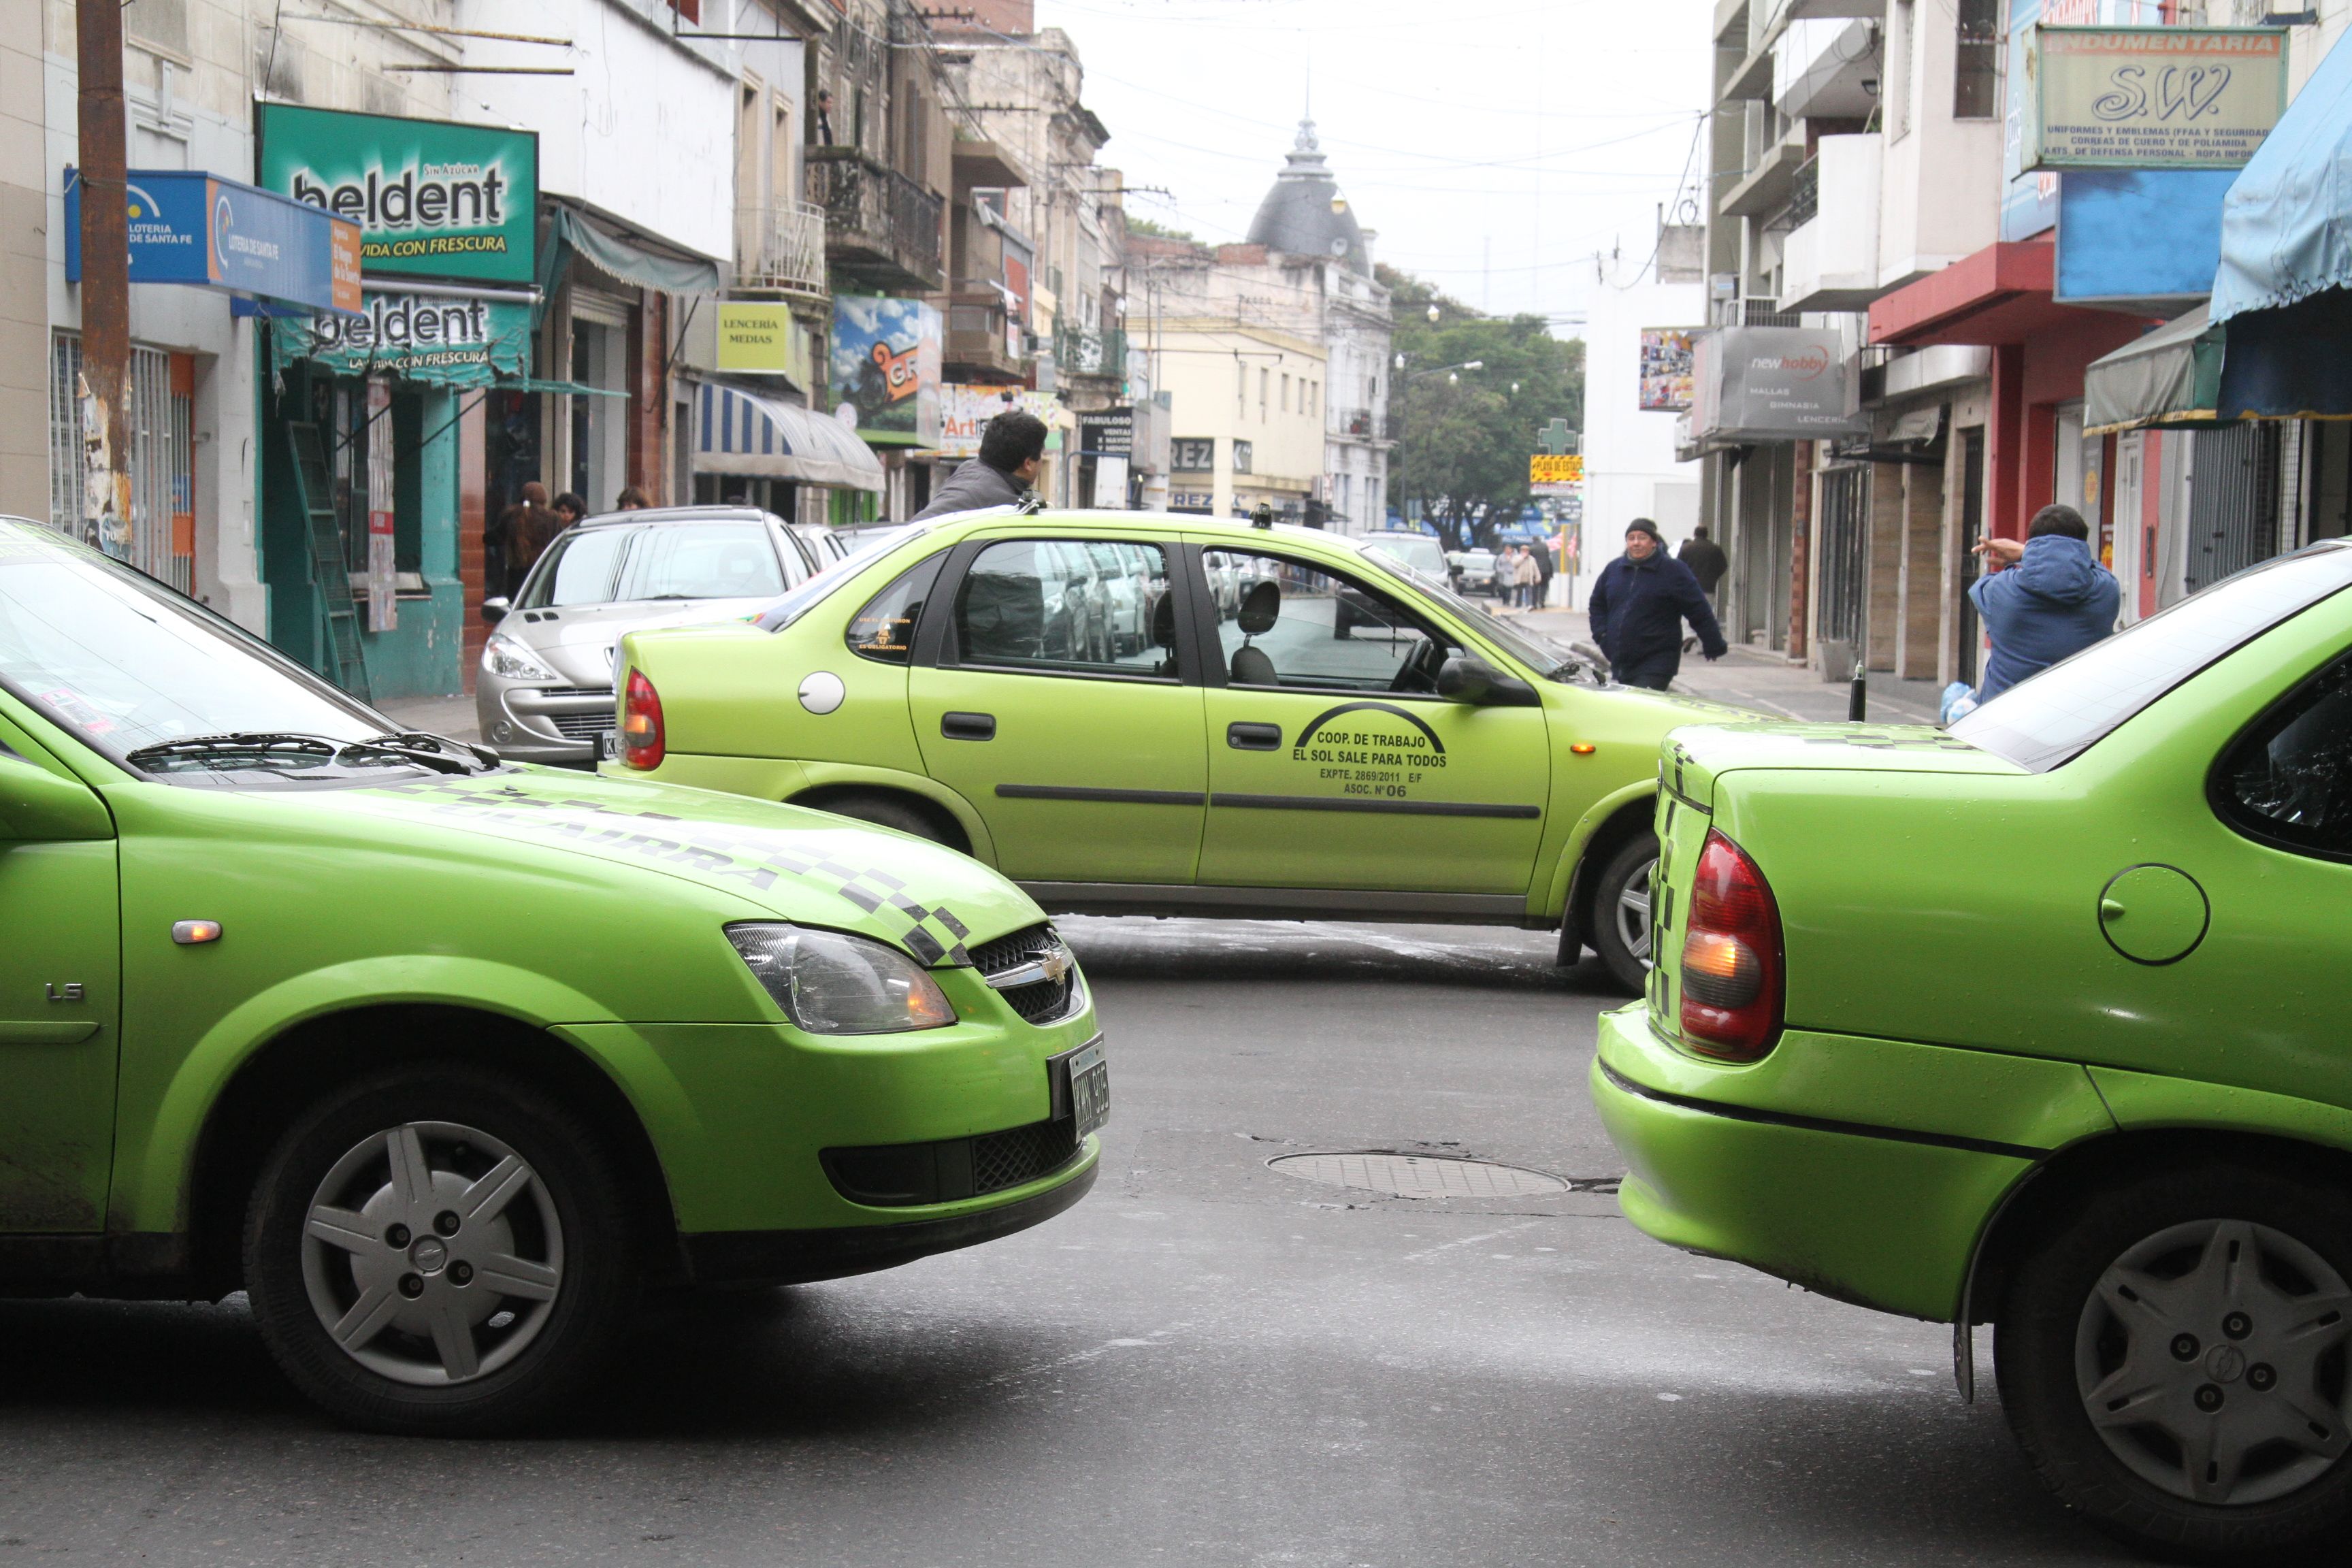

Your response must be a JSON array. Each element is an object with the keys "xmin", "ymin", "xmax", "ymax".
[
  {"xmin": 1678, "ymin": 525, "xmax": 1728, "ymax": 599},
  {"xmin": 915, "ymin": 409, "xmax": 1046, "ymax": 519},
  {"xmin": 492, "ymin": 481, "xmax": 559, "ymax": 600},
  {"xmin": 1532, "ymin": 532, "xmax": 1556, "ymax": 608},
  {"xmin": 1586, "ymin": 517, "xmax": 1727, "ymax": 690},
  {"xmin": 1961, "ymin": 503, "xmax": 2120, "ymax": 706},
  {"xmin": 1512, "ymin": 542, "xmax": 1540, "ymax": 608},
  {"xmin": 615, "ymin": 485, "xmax": 651, "ymax": 510},
  {"xmin": 553, "ymin": 492, "xmax": 587, "ymax": 532}
]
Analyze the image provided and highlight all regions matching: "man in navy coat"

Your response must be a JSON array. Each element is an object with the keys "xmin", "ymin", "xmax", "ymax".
[{"xmin": 1586, "ymin": 518, "xmax": 1727, "ymax": 689}]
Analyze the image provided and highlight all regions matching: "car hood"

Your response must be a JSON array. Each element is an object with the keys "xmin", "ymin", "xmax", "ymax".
[
  {"xmin": 1663, "ymin": 721, "xmax": 2029, "ymax": 808},
  {"xmin": 508, "ymin": 599, "xmax": 770, "ymax": 689},
  {"xmin": 316, "ymin": 766, "xmax": 1041, "ymax": 964}
]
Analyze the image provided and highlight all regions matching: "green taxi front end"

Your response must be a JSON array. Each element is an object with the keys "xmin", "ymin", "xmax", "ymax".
[
  {"xmin": 608, "ymin": 511, "xmax": 1734, "ymax": 990},
  {"xmin": 1594, "ymin": 542, "xmax": 2352, "ymax": 1560},
  {"xmin": 0, "ymin": 521, "xmax": 1100, "ymax": 1435}
]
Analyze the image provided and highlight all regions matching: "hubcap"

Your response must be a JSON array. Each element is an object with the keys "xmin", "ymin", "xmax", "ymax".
[
  {"xmin": 1615, "ymin": 854, "xmax": 1657, "ymax": 966},
  {"xmin": 299, "ymin": 1121, "xmax": 565, "ymax": 1387},
  {"xmin": 2074, "ymin": 1218, "xmax": 2352, "ymax": 1506}
]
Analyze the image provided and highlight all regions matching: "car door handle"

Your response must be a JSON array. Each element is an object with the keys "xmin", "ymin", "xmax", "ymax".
[
  {"xmin": 1227, "ymin": 722, "xmax": 1283, "ymax": 751},
  {"xmin": 941, "ymin": 711, "xmax": 996, "ymax": 741}
]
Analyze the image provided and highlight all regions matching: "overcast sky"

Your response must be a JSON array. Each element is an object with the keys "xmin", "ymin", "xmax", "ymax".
[{"xmin": 1033, "ymin": 0, "xmax": 1713, "ymax": 337}]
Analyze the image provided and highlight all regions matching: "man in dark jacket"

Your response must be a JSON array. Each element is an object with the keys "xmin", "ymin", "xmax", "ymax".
[
  {"xmin": 1677, "ymin": 525, "xmax": 1728, "ymax": 598},
  {"xmin": 915, "ymin": 410, "xmax": 1047, "ymax": 520},
  {"xmin": 1586, "ymin": 517, "xmax": 1727, "ymax": 689},
  {"xmin": 1967, "ymin": 504, "xmax": 2119, "ymax": 701}
]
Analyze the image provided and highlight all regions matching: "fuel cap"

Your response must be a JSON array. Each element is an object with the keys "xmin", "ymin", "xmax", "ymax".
[{"xmin": 2097, "ymin": 864, "xmax": 2209, "ymax": 965}]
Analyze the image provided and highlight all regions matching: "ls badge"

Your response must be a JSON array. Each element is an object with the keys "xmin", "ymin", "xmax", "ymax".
[{"xmin": 45, "ymin": 982, "xmax": 85, "ymax": 1003}]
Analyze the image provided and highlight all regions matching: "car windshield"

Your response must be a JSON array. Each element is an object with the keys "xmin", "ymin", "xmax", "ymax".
[
  {"xmin": 522, "ymin": 523, "xmax": 789, "ymax": 608},
  {"xmin": 755, "ymin": 525, "xmax": 928, "ymax": 632},
  {"xmin": 1355, "ymin": 548, "xmax": 1599, "ymax": 683},
  {"xmin": 1362, "ymin": 534, "xmax": 1448, "ymax": 578},
  {"xmin": 0, "ymin": 532, "xmax": 488, "ymax": 784},
  {"xmin": 1950, "ymin": 542, "xmax": 2352, "ymax": 772}
]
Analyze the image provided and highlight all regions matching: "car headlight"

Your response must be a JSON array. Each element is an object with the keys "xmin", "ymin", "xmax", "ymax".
[
  {"xmin": 483, "ymin": 631, "xmax": 559, "ymax": 683},
  {"xmin": 725, "ymin": 922, "xmax": 957, "ymax": 1034}
]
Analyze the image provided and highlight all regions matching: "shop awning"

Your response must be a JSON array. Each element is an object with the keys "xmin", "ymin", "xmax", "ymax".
[
  {"xmin": 535, "ymin": 207, "xmax": 722, "ymax": 325},
  {"xmin": 2212, "ymin": 29, "xmax": 2352, "ymax": 323},
  {"xmin": 694, "ymin": 383, "xmax": 885, "ymax": 492},
  {"xmin": 2218, "ymin": 284, "xmax": 2352, "ymax": 419},
  {"xmin": 2085, "ymin": 306, "xmax": 2226, "ymax": 434}
]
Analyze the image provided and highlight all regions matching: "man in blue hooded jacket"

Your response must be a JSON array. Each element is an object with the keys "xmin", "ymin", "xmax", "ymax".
[
  {"xmin": 1967, "ymin": 503, "xmax": 2120, "ymax": 702},
  {"xmin": 1586, "ymin": 518, "xmax": 1727, "ymax": 689}
]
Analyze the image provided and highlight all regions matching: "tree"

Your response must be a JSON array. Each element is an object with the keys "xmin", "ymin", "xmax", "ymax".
[
  {"xmin": 1379, "ymin": 267, "xmax": 1584, "ymax": 552},
  {"xmin": 1125, "ymin": 216, "xmax": 1200, "ymax": 244}
]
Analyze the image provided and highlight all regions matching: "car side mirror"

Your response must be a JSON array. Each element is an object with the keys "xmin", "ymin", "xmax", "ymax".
[
  {"xmin": 481, "ymin": 597, "xmax": 510, "ymax": 625},
  {"xmin": 0, "ymin": 755, "xmax": 112, "ymax": 841},
  {"xmin": 1438, "ymin": 653, "xmax": 1539, "ymax": 707}
]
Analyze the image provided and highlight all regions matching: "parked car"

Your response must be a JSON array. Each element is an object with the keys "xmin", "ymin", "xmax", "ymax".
[
  {"xmin": 1592, "ymin": 540, "xmax": 2352, "ymax": 1559},
  {"xmin": 789, "ymin": 521, "xmax": 850, "ymax": 572},
  {"xmin": 1446, "ymin": 547, "xmax": 1502, "ymax": 597},
  {"xmin": 1358, "ymin": 530, "xmax": 1450, "ymax": 584},
  {"xmin": 478, "ymin": 506, "xmax": 813, "ymax": 766},
  {"xmin": 0, "ymin": 517, "xmax": 1100, "ymax": 1434},
  {"xmin": 609, "ymin": 510, "xmax": 1745, "ymax": 991}
]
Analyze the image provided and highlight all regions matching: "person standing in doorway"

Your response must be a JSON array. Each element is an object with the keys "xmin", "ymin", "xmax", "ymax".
[
  {"xmin": 1512, "ymin": 543, "xmax": 1540, "ymax": 608},
  {"xmin": 1532, "ymin": 532, "xmax": 1556, "ymax": 608},
  {"xmin": 1678, "ymin": 525, "xmax": 1729, "ymax": 602},
  {"xmin": 493, "ymin": 482, "xmax": 558, "ymax": 600},
  {"xmin": 1586, "ymin": 518, "xmax": 1727, "ymax": 689},
  {"xmin": 915, "ymin": 410, "xmax": 1046, "ymax": 519}
]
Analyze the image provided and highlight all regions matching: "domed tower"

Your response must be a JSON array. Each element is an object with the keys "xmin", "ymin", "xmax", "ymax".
[{"xmin": 1245, "ymin": 119, "xmax": 1369, "ymax": 274}]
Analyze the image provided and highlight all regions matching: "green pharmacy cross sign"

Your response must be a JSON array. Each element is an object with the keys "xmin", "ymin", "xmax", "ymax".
[{"xmin": 1537, "ymin": 419, "xmax": 1579, "ymax": 455}]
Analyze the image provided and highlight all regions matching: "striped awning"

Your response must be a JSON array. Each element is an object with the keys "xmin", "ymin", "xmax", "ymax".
[{"xmin": 694, "ymin": 382, "xmax": 885, "ymax": 492}]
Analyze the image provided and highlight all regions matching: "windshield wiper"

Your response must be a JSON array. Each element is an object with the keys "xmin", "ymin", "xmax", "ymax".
[
  {"xmin": 124, "ymin": 731, "xmax": 486, "ymax": 777},
  {"xmin": 360, "ymin": 731, "xmax": 502, "ymax": 774}
]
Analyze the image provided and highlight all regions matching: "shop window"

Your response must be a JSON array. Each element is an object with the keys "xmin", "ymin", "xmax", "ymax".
[
  {"xmin": 393, "ymin": 392, "xmax": 425, "ymax": 582},
  {"xmin": 47, "ymin": 334, "xmax": 195, "ymax": 593},
  {"xmin": 1233, "ymin": 441, "xmax": 1254, "ymax": 476}
]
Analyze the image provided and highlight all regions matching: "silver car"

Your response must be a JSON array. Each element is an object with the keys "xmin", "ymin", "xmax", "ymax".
[{"xmin": 477, "ymin": 506, "xmax": 816, "ymax": 765}]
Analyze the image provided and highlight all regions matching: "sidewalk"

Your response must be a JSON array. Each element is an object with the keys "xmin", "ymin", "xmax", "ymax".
[
  {"xmin": 1514, "ymin": 608, "xmax": 1947, "ymax": 725},
  {"xmin": 376, "ymin": 693, "xmax": 482, "ymax": 745}
]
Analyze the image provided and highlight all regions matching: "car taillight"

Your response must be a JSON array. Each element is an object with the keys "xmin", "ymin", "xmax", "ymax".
[
  {"xmin": 1679, "ymin": 828, "xmax": 1783, "ymax": 1060},
  {"xmin": 621, "ymin": 668, "xmax": 664, "ymax": 770}
]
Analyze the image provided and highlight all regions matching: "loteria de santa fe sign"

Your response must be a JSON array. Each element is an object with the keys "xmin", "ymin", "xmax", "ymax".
[{"xmin": 2023, "ymin": 26, "xmax": 2288, "ymax": 172}]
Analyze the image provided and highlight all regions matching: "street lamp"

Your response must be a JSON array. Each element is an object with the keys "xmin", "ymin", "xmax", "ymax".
[{"xmin": 1426, "ymin": 304, "xmax": 1441, "ymax": 324}]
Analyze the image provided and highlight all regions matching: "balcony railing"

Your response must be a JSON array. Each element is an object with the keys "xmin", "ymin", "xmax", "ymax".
[
  {"xmin": 803, "ymin": 146, "xmax": 945, "ymax": 293},
  {"xmin": 736, "ymin": 201, "xmax": 828, "ymax": 297},
  {"xmin": 1333, "ymin": 406, "xmax": 1377, "ymax": 439},
  {"xmin": 1781, "ymin": 155, "xmax": 1818, "ymax": 231},
  {"xmin": 1053, "ymin": 325, "xmax": 1126, "ymax": 379}
]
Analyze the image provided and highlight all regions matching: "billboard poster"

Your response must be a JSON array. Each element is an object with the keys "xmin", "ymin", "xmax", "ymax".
[
  {"xmin": 1638, "ymin": 329, "xmax": 1699, "ymax": 412},
  {"xmin": 831, "ymin": 296, "xmax": 942, "ymax": 444},
  {"xmin": 2023, "ymin": 26, "xmax": 2287, "ymax": 172},
  {"xmin": 257, "ymin": 103, "xmax": 538, "ymax": 285},
  {"xmin": 940, "ymin": 385, "xmax": 1061, "ymax": 460}
]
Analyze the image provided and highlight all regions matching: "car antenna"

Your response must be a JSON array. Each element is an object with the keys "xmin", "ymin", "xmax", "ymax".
[
  {"xmin": 1250, "ymin": 503, "xmax": 1275, "ymax": 529},
  {"xmin": 1015, "ymin": 494, "xmax": 1045, "ymax": 515}
]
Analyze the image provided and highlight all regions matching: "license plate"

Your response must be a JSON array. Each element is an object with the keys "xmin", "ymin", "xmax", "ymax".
[
  {"xmin": 1066, "ymin": 1041, "xmax": 1109, "ymax": 1139},
  {"xmin": 597, "ymin": 729, "xmax": 619, "ymax": 762}
]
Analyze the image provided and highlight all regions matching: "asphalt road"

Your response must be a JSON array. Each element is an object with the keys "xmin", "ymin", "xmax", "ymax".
[{"xmin": 0, "ymin": 921, "xmax": 2129, "ymax": 1567}]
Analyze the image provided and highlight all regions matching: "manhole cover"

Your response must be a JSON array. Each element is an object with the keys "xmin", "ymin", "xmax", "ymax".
[{"xmin": 1267, "ymin": 1152, "xmax": 1570, "ymax": 1198}]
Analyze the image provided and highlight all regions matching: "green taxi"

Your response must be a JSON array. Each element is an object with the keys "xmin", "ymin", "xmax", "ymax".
[
  {"xmin": 608, "ymin": 510, "xmax": 1727, "ymax": 990},
  {"xmin": 0, "ymin": 519, "xmax": 1102, "ymax": 1434},
  {"xmin": 1593, "ymin": 540, "xmax": 2352, "ymax": 1558}
]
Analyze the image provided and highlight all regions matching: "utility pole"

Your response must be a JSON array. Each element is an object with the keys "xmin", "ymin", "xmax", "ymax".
[{"xmin": 76, "ymin": 0, "xmax": 132, "ymax": 556}]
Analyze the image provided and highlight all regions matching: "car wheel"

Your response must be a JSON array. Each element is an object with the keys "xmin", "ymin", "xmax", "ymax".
[
  {"xmin": 813, "ymin": 791, "xmax": 953, "ymax": 846},
  {"xmin": 1589, "ymin": 835, "xmax": 1658, "ymax": 996},
  {"xmin": 244, "ymin": 1066, "xmax": 639, "ymax": 1435},
  {"xmin": 1996, "ymin": 1162, "xmax": 2352, "ymax": 1560}
]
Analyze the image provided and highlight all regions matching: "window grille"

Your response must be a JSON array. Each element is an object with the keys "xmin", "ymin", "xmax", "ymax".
[{"xmin": 47, "ymin": 335, "xmax": 195, "ymax": 592}]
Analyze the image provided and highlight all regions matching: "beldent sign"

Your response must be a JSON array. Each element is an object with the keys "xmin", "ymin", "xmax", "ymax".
[
  {"xmin": 2023, "ymin": 26, "xmax": 2288, "ymax": 172},
  {"xmin": 257, "ymin": 104, "xmax": 539, "ymax": 284}
]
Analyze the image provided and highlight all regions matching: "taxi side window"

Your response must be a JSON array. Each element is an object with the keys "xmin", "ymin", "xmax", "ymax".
[
  {"xmin": 949, "ymin": 539, "xmax": 1177, "ymax": 679},
  {"xmin": 1203, "ymin": 549, "xmax": 1443, "ymax": 694},
  {"xmin": 2215, "ymin": 651, "xmax": 2352, "ymax": 861},
  {"xmin": 845, "ymin": 554, "xmax": 946, "ymax": 664}
]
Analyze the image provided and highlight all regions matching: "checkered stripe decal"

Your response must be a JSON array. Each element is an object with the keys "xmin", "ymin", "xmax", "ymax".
[{"xmin": 372, "ymin": 780, "xmax": 976, "ymax": 965}]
